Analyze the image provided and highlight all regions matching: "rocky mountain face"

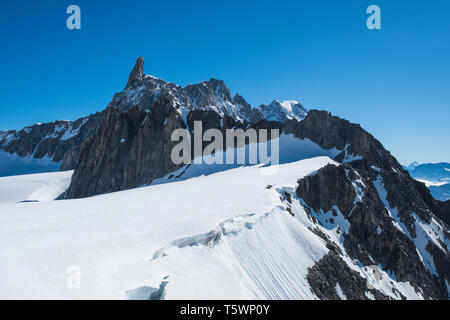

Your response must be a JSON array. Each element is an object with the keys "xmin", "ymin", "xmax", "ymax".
[
  {"xmin": 61, "ymin": 56, "xmax": 310, "ymax": 199},
  {"xmin": 0, "ymin": 112, "xmax": 104, "ymax": 171},
  {"xmin": 63, "ymin": 97, "xmax": 186, "ymax": 199},
  {"xmin": 60, "ymin": 58, "xmax": 308, "ymax": 198},
  {"xmin": 259, "ymin": 100, "xmax": 307, "ymax": 123},
  {"xmin": 307, "ymin": 251, "xmax": 390, "ymax": 300},
  {"xmin": 297, "ymin": 163, "xmax": 449, "ymax": 299},
  {"xmin": 257, "ymin": 110, "xmax": 450, "ymax": 299},
  {"xmin": 283, "ymin": 111, "xmax": 450, "ymax": 299}
]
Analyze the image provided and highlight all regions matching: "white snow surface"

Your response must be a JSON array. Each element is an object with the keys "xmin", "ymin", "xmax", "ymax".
[
  {"xmin": 0, "ymin": 170, "xmax": 72, "ymax": 203},
  {"xmin": 148, "ymin": 207, "xmax": 329, "ymax": 300},
  {"xmin": 0, "ymin": 137, "xmax": 429, "ymax": 300},
  {"xmin": 0, "ymin": 157, "xmax": 334, "ymax": 299},
  {"xmin": 335, "ymin": 283, "xmax": 347, "ymax": 300}
]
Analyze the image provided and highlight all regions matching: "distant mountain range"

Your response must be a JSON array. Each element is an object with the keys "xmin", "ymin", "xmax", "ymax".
[{"xmin": 405, "ymin": 162, "xmax": 450, "ymax": 201}]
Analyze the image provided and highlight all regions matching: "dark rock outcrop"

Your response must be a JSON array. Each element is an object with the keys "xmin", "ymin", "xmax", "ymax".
[
  {"xmin": 307, "ymin": 251, "xmax": 389, "ymax": 300},
  {"xmin": 59, "ymin": 144, "xmax": 85, "ymax": 171},
  {"xmin": 296, "ymin": 164, "xmax": 357, "ymax": 215},
  {"xmin": 282, "ymin": 110, "xmax": 398, "ymax": 171},
  {"xmin": 64, "ymin": 96, "xmax": 186, "ymax": 199},
  {"xmin": 125, "ymin": 57, "xmax": 145, "ymax": 89},
  {"xmin": 297, "ymin": 162, "xmax": 449, "ymax": 299},
  {"xmin": 286, "ymin": 111, "xmax": 449, "ymax": 300},
  {"xmin": 0, "ymin": 112, "xmax": 104, "ymax": 169}
]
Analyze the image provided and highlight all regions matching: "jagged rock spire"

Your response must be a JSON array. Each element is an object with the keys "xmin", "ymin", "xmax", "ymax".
[{"xmin": 125, "ymin": 57, "xmax": 144, "ymax": 89}]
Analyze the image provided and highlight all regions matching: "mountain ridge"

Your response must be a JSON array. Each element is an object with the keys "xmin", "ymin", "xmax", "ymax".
[{"xmin": 0, "ymin": 57, "xmax": 307, "ymax": 176}]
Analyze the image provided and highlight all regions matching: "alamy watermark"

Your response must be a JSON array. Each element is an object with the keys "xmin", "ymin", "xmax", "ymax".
[
  {"xmin": 171, "ymin": 121, "xmax": 280, "ymax": 167},
  {"xmin": 66, "ymin": 5, "xmax": 81, "ymax": 30},
  {"xmin": 66, "ymin": 265, "xmax": 81, "ymax": 290},
  {"xmin": 66, "ymin": 5, "xmax": 380, "ymax": 31},
  {"xmin": 366, "ymin": 5, "xmax": 381, "ymax": 30}
]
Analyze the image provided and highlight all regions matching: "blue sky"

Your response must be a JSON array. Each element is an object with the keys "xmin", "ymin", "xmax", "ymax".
[{"xmin": 0, "ymin": 0, "xmax": 449, "ymax": 164}]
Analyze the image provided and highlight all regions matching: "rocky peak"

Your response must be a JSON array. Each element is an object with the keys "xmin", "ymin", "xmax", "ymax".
[
  {"xmin": 232, "ymin": 93, "xmax": 249, "ymax": 107},
  {"xmin": 125, "ymin": 57, "xmax": 145, "ymax": 89},
  {"xmin": 282, "ymin": 100, "xmax": 308, "ymax": 120},
  {"xmin": 258, "ymin": 100, "xmax": 308, "ymax": 123},
  {"xmin": 112, "ymin": 58, "xmax": 309, "ymax": 123},
  {"xmin": 183, "ymin": 78, "xmax": 233, "ymax": 112},
  {"xmin": 207, "ymin": 78, "xmax": 232, "ymax": 100}
]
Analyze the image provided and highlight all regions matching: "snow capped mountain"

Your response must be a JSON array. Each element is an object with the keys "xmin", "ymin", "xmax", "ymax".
[
  {"xmin": 0, "ymin": 114, "xmax": 103, "ymax": 176},
  {"xmin": 405, "ymin": 161, "xmax": 420, "ymax": 171},
  {"xmin": 407, "ymin": 162, "xmax": 450, "ymax": 182},
  {"xmin": 0, "ymin": 57, "xmax": 307, "ymax": 177},
  {"xmin": 259, "ymin": 100, "xmax": 308, "ymax": 122},
  {"xmin": 406, "ymin": 162, "xmax": 450, "ymax": 201},
  {"xmin": 111, "ymin": 58, "xmax": 307, "ymax": 124}
]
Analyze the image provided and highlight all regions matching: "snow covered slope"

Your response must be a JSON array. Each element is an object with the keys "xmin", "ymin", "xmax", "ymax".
[
  {"xmin": 0, "ymin": 170, "xmax": 73, "ymax": 203},
  {"xmin": 0, "ymin": 157, "xmax": 331, "ymax": 299},
  {"xmin": 0, "ymin": 155, "xmax": 424, "ymax": 300}
]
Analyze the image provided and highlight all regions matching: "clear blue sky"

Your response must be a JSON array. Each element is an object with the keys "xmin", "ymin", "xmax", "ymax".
[{"xmin": 0, "ymin": 0, "xmax": 449, "ymax": 165}]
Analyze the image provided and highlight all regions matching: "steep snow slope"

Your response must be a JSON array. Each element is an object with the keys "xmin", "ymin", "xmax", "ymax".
[
  {"xmin": 147, "ymin": 208, "xmax": 329, "ymax": 299},
  {"xmin": 0, "ymin": 157, "xmax": 334, "ymax": 299},
  {"xmin": 0, "ymin": 154, "xmax": 424, "ymax": 300},
  {"xmin": 0, "ymin": 170, "xmax": 73, "ymax": 203}
]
